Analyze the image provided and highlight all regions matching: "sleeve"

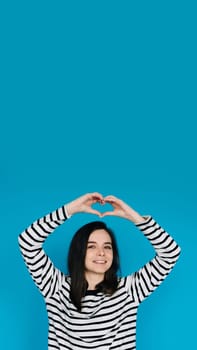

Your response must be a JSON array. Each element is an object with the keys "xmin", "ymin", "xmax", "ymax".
[
  {"xmin": 124, "ymin": 216, "xmax": 181, "ymax": 304},
  {"xmin": 18, "ymin": 205, "xmax": 69, "ymax": 299}
]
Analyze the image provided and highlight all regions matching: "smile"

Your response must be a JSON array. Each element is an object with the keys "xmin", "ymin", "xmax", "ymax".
[{"xmin": 93, "ymin": 260, "xmax": 107, "ymax": 264}]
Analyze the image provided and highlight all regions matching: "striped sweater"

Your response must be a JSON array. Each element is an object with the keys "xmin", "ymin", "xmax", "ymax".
[{"xmin": 18, "ymin": 205, "xmax": 181, "ymax": 350}]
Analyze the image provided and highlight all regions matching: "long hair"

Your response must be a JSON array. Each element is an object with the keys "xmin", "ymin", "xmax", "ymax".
[{"xmin": 68, "ymin": 221, "xmax": 120, "ymax": 311}]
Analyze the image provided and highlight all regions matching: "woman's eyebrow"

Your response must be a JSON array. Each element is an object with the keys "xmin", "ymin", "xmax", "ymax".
[{"xmin": 87, "ymin": 241, "xmax": 112, "ymax": 245}]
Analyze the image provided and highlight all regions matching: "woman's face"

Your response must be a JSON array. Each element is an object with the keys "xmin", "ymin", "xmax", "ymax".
[{"xmin": 84, "ymin": 229, "xmax": 113, "ymax": 279}]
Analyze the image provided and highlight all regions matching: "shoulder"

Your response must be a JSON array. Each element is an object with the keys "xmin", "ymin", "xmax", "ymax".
[
  {"xmin": 117, "ymin": 276, "xmax": 130, "ymax": 289},
  {"xmin": 58, "ymin": 273, "xmax": 71, "ymax": 291},
  {"xmin": 117, "ymin": 275, "xmax": 135, "ymax": 295}
]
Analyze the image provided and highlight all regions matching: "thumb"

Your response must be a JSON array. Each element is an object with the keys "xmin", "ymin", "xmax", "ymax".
[
  {"xmin": 87, "ymin": 208, "xmax": 103, "ymax": 217},
  {"xmin": 100, "ymin": 211, "xmax": 116, "ymax": 217}
]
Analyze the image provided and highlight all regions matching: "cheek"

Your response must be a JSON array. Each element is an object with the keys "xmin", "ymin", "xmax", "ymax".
[
  {"xmin": 85, "ymin": 251, "xmax": 93, "ymax": 262},
  {"xmin": 107, "ymin": 251, "xmax": 113, "ymax": 261}
]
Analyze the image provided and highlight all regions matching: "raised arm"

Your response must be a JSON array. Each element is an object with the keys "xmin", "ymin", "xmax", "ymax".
[
  {"xmin": 18, "ymin": 193, "xmax": 104, "ymax": 299},
  {"xmin": 102, "ymin": 195, "xmax": 181, "ymax": 304},
  {"xmin": 18, "ymin": 205, "xmax": 68, "ymax": 299}
]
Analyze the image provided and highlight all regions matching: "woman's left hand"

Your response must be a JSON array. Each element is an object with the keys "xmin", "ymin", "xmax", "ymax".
[{"xmin": 102, "ymin": 195, "xmax": 145, "ymax": 224}]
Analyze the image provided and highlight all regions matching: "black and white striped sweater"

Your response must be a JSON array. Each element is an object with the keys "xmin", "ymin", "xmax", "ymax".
[{"xmin": 18, "ymin": 205, "xmax": 181, "ymax": 350}]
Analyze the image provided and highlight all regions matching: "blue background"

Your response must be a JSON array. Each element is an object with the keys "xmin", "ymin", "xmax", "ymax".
[{"xmin": 1, "ymin": 1, "xmax": 196, "ymax": 349}]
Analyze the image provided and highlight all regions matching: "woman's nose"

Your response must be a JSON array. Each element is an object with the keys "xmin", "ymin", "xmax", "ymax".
[{"xmin": 97, "ymin": 248, "xmax": 105, "ymax": 256}]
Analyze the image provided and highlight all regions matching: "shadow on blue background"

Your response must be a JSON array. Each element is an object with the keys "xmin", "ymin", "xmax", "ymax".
[{"xmin": 1, "ymin": 1, "xmax": 196, "ymax": 349}]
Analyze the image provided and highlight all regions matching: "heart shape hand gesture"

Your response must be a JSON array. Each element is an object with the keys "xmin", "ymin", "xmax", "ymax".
[{"xmin": 66, "ymin": 192, "xmax": 144, "ymax": 224}]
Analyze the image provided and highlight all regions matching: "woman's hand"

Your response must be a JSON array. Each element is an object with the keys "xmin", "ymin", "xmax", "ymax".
[
  {"xmin": 66, "ymin": 193, "xmax": 104, "ymax": 217},
  {"xmin": 102, "ymin": 195, "xmax": 145, "ymax": 224},
  {"xmin": 66, "ymin": 193, "xmax": 146, "ymax": 224}
]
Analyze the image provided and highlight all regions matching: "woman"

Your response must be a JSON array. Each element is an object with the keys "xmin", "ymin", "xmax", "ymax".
[{"xmin": 18, "ymin": 192, "xmax": 181, "ymax": 350}]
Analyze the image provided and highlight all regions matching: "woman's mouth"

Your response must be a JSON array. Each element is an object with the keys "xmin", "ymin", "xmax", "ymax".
[{"xmin": 93, "ymin": 260, "xmax": 106, "ymax": 264}]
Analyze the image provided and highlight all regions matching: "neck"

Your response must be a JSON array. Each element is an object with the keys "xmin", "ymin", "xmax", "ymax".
[{"xmin": 85, "ymin": 273, "xmax": 104, "ymax": 290}]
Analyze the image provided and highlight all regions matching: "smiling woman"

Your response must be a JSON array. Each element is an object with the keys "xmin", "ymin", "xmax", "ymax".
[
  {"xmin": 18, "ymin": 192, "xmax": 181, "ymax": 350},
  {"xmin": 67, "ymin": 220, "xmax": 119, "ymax": 309}
]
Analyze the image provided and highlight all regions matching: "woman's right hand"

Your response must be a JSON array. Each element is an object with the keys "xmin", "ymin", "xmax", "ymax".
[{"xmin": 66, "ymin": 193, "xmax": 104, "ymax": 217}]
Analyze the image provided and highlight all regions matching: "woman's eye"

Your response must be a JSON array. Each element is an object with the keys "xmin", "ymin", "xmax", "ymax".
[{"xmin": 87, "ymin": 244, "xmax": 112, "ymax": 250}]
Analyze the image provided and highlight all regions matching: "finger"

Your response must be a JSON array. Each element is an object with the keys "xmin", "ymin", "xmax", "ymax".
[
  {"xmin": 104, "ymin": 198, "xmax": 118, "ymax": 206},
  {"xmin": 101, "ymin": 211, "xmax": 116, "ymax": 217},
  {"xmin": 88, "ymin": 209, "xmax": 103, "ymax": 217},
  {"xmin": 91, "ymin": 192, "xmax": 104, "ymax": 201},
  {"xmin": 104, "ymin": 195, "xmax": 118, "ymax": 203}
]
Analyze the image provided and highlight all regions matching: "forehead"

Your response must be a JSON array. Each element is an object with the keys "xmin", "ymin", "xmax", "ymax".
[{"xmin": 88, "ymin": 229, "xmax": 112, "ymax": 243}]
